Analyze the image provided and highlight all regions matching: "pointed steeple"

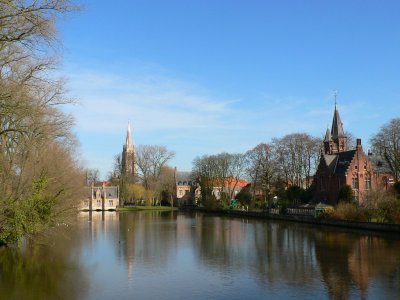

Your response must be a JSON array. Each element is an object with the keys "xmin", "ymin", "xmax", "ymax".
[
  {"xmin": 122, "ymin": 122, "xmax": 136, "ymax": 181},
  {"xmin": 331, "ymin": 104, "xmax": 345, "ymax": 139},
  {"xmin": 324, "ymin": 127, "xmax": 331, "ymax": 142},
  {"xmin": 125, "ymin": 123, "xmax": 134, "ymax": 152}
]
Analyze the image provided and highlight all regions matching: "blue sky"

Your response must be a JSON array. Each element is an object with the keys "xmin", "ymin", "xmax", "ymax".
[{"xmin": 59, "ymin": 0, "xmax": 400, "ymax": 179}]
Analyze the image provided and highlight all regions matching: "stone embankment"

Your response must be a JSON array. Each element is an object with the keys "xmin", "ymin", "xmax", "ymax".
[{"xmin": 184, "ymin": 207, "xmax": 400, "ymax": 235}]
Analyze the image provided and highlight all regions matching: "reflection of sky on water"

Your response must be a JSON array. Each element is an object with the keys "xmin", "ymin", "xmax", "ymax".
[{"xmin": 1, "ymin": 211, "xmax": 398, "ymax": 300}]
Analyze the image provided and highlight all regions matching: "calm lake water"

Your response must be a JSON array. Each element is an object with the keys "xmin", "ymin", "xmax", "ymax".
[{"xmin": 0, "ymin": 211, "xmax": 400, "ymax": 300}]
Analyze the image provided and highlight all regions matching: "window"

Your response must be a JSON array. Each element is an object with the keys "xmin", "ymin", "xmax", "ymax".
[
  {"xmin": 109, "ymin": 200, "xmax": 113, "ymax": 206},
  {"xmin": 352, "ymin": 176, "xmax": 359, "ymax": 189},
  {"xmin": 365, "ymin": 176, "xmax": 371, "ymax": 190},
  {"xmin": 97, "ymin": 199, "xmax": 101, "ymax": 206}
]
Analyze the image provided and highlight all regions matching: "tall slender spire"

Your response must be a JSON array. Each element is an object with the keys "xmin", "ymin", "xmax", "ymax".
[
  {"xmin": 122, "ymin": 122, "xmax": 136, "ymax": 181},
  {"xmin": 125, "ymin": 123, "xmax": 134, "ymax": 152}
]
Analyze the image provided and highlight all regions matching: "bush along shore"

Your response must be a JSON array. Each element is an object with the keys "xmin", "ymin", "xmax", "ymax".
[
  {"xmin": 182, "ymin": 206, "xmax": 400, "ymax": 235},
  {"xmin": 117, "ymin": 206, "xmax": 178, "ymax": 212}
]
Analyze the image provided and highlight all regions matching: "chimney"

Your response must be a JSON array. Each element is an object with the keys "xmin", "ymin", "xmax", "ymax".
[
  {"xmin": 356, "ymin": 138, "xmax": 362, "ymax": 148},
  {"xmin": 368, "ymin": 149, "xmax": 373, "ymax": 156}
]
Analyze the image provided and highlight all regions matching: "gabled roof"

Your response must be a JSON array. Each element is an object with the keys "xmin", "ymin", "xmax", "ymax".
[
  {"xmin": 334, "ymin": 150, "xmax": 356, "ymax": 174},
  {"xmin": 331, "ymin": 106, "xmax": 346, "ymax": 139},
  {"xmin": 369, "ymin": 155, "xmax": 392, "ymax": 174},
  {"xmin": 323, "ymin": 150, "xmax": 356, "ymax": 175}
]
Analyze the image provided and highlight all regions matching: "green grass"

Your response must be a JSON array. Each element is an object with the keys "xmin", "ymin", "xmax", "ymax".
[{"xmin": 117, "ymin": 206, "xmax": 178, "ymax": 212}]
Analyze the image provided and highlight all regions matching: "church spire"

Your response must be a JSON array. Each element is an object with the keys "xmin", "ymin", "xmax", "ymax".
[
  {"xmin": 125, "ymin": 123, "xmax": 134, "ymax": 152},
  {"xmin": 324, "ymin": 99, "xmax": 347, "ymax": 154},
  {"xmin": 331, "ymin": 103, "xmax": 345, "ymax": 139},
  {"xmin": 122, "ymin": 122, "xmax": 136, "ymax": 181}
]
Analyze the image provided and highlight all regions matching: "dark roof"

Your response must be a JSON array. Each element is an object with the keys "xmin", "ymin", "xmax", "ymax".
[
  {"xmin": 323, "ymin": 150, "xmax": 356, "ymax": 175},
  {"xmin": 369, "ymin": 155, "xmax": 392, "ymax": 173},
  {"xmin": 331, "ymin": 106, "xmax": 346, "ymax": 139},
  {"xmin": 176, "ymin": 171, "xmax": 195, "ymax": 185},
  {"xmin": 334, "ymin": 150, "xmax": 356, "ymax": 174},
  {"xmin": 324, "ymin": 128, "xmax": 331, "ymax": 142}
]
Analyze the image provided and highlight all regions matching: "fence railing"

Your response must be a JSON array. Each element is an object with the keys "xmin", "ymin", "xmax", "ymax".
[{"xmin": 285, "ymin": 207, "xmax": 315, "ymax": 216}]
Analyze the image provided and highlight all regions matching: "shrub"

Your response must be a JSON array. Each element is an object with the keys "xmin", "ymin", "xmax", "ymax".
[
  {"xmin": 338, "ymin": 185, "xmax": 354, "ymax": 203},
  {"xmin": 332, "ymin": 203, "xmax": 368, "ymax": 221},
  {"xmin": 393, "ymin": 181, "xmax": 400, "ymax": 197},
  {"xmin": 376, "ymin": 197, "xmax": 400, "ymax": 223}
]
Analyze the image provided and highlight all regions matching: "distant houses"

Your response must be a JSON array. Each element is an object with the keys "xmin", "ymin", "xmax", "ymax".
[{"xmin": 174, "ymin": 169, "xmax": 249, "ymax": 206}]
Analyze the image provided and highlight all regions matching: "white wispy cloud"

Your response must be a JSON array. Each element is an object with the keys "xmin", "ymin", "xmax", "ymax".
[{"xmin": 65, "ymin": 69, "xmax": 237, "ymax": 135}]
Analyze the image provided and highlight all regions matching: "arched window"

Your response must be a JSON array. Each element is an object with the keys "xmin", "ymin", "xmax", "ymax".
[
  {"xmin": 352, "ymin": 175, "xmax": 359, "ymax": 189},
  {"xmin": 365, "ymin": 174, "xmax": 371, "ymax": 190}
]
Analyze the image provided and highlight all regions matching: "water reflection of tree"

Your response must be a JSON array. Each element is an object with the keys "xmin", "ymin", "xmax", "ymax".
[
  {"xmin": 314, "ymin": 229, "xmax": 400, "ymax": 299},
  {"xmin": 193, "ymin": 216, "xmax": 319, "ymax": 287},
  {"xmin": 314, "ymin": 230, "xmax": 355, "ymax": 299},
  {"xmin": 191, "ymin": 214, "xmax": 400, "ymax": 298},
  {"xmin": 0, "ymin": 225, "xmax": 88, "ymax": 300},
  {"xmin": 117, "ymin": 211, "xmax": 178, "ymax": 274},
  {"xmin": 252, "ymin": 222, "xmax": 319, "ymax": 287}
]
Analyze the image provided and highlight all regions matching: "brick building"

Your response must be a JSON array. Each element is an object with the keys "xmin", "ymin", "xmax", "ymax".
[{"xmin": 313, "ymin": 105, "xmax": 393, "ymax": 205}]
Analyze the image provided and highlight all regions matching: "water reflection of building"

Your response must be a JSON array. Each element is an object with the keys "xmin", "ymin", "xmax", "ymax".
[
  {"xmin": 314, "ymin": 230, "xmax": 400, "ymax": 299},
  {"xmin": 117, "ymin": 211, "xmax": 179, "ymax": 284},
  {"xmin": 75, "ymin": 211, "xmax": 400, "ymax": 298}
]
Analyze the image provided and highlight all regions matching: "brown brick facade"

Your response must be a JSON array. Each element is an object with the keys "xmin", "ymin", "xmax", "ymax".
[{"xmin": 313, "ymin": 106, "xmax": 393, "ymax": 205}]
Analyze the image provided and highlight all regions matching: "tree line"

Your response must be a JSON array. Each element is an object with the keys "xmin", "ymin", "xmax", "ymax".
[
  {"xmin": 107, "ymin": 117, "xmax": 400, "ymax": 211},
  {"xmin": 0, "ymin": 1, "xmax": 84, "ymax": 245},
  {"xmin": 192, "ymin": 119, "xmax": 400, "ymax": 210},
  {"xmin": 111, "ymin": 145, "xmax": 176, "ymax": 206},
  {"xmin": 192, "ymin": 133, "xmax": 322, "ymax": 209}
]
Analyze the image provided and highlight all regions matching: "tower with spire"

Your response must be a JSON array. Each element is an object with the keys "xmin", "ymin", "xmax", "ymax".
[
  {"xmin": 323, "ymin": 103, "xmax": 347, "ymax": 154},
  {"xmin": 121, "ymin": 123, "xmax": 136, "ymax": 181},
  {"xmin": 313, "ymin": 98, "xmax": 395, "ymax": 206}
]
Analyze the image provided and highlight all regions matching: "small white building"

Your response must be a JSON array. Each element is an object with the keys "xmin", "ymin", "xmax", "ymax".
[{"xmin": 81, "ymin": 185, "xmax": 119, "ymax": 211}]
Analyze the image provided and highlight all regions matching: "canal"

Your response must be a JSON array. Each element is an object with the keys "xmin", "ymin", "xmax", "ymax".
[{"xmin": 0, "ymin": 211, "xmax": 399, "ymax": 299}]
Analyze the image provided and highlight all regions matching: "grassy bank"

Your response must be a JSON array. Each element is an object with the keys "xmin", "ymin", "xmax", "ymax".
[{"xmin": 117, "ymin": 206, "xmax": 178, "ymax": 212}]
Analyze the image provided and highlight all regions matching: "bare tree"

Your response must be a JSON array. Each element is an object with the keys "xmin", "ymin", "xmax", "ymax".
[
  {"xmin": 86, "ymin": 168, "xmax": 100, "ymax": 186},
  {"xmin": 192, "ymin": 152, "xmax": 247, "ymax": 206},
  {"xmin": 245, "ymin": 143, "xmax": 277, "ymax": 203},
  {"xmin": 135, "ymin": 145, "xmax": 175, "ymax": 190},
  {"xmin": 273, "ymin": 133, "xmax": 321, "ymax": 188},
  {"xmin": 371, "ymin": 118, "xmax": 400, "ymax": 181},
  {"xmin": 192, "ymin": 155, "xmax": 218, "ymax": 207},
  {"xmin": 0, "ymin": 0, "xmax": 82, "ymax": 245}
]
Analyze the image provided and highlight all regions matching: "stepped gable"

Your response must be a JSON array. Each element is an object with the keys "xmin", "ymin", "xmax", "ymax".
[{"xmin": 332, "ymin": 150, "xmax": 356, "ymax": 175}]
